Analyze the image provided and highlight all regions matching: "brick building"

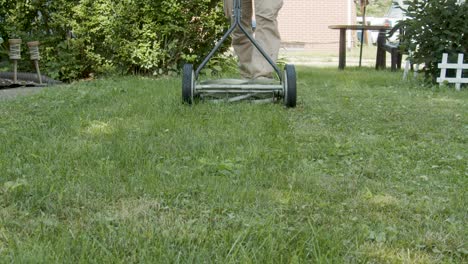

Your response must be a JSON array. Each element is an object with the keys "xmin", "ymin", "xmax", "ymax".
[{"xmin": 278, "ymin": 0, "xmax": 357, "ymax": 51}]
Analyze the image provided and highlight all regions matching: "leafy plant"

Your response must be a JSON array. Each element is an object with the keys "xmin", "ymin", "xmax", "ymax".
[
  {"xmin": 41, "ymin": 39, "xmax": 92, "ymax": 82},
  {"xmin": 0, "ymin": 36, "xmax": 7, "ymax": 64},
  {"xmin": 0, "ymin": 0, "xmax": 229, "ymax": 81},
  {"xmin": 399, "ymin": 0, "xmax": 467, "ymax": 82}
]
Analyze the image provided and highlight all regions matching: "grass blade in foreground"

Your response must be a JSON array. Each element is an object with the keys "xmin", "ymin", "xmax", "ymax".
[{"xmin": 0, "ymin": 68, "xmax": 466, "ymax": 263}]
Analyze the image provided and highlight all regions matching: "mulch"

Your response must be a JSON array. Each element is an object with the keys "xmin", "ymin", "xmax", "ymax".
[
  {"xmin": 0, "ymin": 77, "xmax": 49, "ymax": 101},
  {"xmin": 0, "ymin": 77, "xmax": 38, "ymax": 89},
  {"xmin": 0, "ymin": 77, "xmax": 14, "ymax": 87}
]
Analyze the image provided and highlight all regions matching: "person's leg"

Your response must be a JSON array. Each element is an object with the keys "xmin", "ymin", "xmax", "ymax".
[
  {"xmin": 225, "ymin": 0, "xmax": 254, "ymax": 78},
  {"xmin": 251, "ymin": 0, "xmax": 283, "ymax": 79}
]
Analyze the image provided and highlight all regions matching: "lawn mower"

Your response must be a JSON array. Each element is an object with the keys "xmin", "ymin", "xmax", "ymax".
[{"xmin": 182, "ymin": 0, "xmax": 297, "ymax": 107}]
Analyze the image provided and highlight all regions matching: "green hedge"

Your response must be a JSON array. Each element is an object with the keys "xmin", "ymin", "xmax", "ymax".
[
  {"xmin": 0, "ymin": 0, "xmax": 228, "ymax": 81},
  {"xmin": 399, "ymin": 0, "xmax": 467, "ymax": 82}
]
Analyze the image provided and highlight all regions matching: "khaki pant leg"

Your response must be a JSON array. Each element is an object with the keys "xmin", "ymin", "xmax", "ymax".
[
  {"xmin": 251, "ymin": 0, "xmax": 283, "ymax": 78},
  {"xmin": 224, "ymin": 0, "xmax": 254, "ymax": 78}
]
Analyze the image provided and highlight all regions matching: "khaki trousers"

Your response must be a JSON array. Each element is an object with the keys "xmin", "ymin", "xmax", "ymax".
[{"xmin": 224, "ymin": 0, "xmax": 283, "ymax": 79}]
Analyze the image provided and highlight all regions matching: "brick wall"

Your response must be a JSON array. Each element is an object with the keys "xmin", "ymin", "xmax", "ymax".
[{"xmin": 277, "ymin": 0, "xmax": 357, "ymax": 51}]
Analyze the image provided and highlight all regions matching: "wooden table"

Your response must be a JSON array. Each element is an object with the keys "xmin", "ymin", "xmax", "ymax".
[{"xmin": 329, "ymin": 25, "xmax": 391, "ymax": 70}]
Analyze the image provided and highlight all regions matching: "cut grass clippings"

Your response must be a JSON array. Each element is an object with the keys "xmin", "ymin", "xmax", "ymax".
[{"xmin": 0, "ymin": 68, "xmax": 466, "ymax": 263}]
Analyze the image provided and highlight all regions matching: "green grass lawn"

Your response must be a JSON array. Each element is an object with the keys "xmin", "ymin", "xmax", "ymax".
[{"xmin": 0, "ymin": 68, "xmax": 466, "ymax": 263}]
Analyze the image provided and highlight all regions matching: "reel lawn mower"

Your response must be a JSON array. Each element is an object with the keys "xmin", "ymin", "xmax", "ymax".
[{"xmin": 182, "ymin": 0, "xmax": 296, "ymax": 107}]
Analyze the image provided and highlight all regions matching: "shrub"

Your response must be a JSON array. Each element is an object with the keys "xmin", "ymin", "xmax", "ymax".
[
  {"xmin": 399, "ymin": 0, "xmax": 467, "ymax": 82},
  {"xmin": 0, "ymin": 37, "xmax": 7, "ymax": 63},
  {"xmin": 0, "ymin": 0, "xmax": 229, "ymax": 81}
]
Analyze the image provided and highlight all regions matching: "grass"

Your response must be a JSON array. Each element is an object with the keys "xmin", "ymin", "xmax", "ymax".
[
  {"xmin": 280, "ymin": 46, "xmax": 403, "ymax": 68},
  {"xmin": 281, "ymin": 45, "xmax": 383, "ymax": 60},
  {"xmin": 0, "ymin": 67, "xmax": 467, "ymax": 263}
]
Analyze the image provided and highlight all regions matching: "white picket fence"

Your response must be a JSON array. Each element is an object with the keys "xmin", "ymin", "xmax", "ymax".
[{"xmin": 436, "ymin": 53, "xmax": 467, "ymax": 91}]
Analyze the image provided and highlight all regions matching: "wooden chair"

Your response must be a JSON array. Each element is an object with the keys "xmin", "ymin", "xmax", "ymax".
[{"xmin": 379, "ymin": 25, "xmax": 405, "ymax": 71}]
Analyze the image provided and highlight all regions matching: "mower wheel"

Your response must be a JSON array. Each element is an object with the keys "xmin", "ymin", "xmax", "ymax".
[
  {"xmin": 283, "ymin": 64, "xmax": 297, "ymax": 108},
  {"xmin": 182, "ymin": 64, "xmax": 195, "ymax": 104}
]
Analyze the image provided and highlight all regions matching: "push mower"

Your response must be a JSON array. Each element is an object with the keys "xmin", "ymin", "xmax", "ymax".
[{"xmin": 182, "ymin": 0, "xmax": 297, "ymax": 107}]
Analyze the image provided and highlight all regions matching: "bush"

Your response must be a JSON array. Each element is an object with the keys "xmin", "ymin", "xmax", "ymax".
[
  {"xmin": 0, "ymin": 37, "xmax": 7, "ymax": 62},
  {"xmin": 399, "ymin": 0, "xmax": 467, "ymax": 82},
  {"xmin": 0, "ymin": 0, "xmax": 229, "ymax": 81}
]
